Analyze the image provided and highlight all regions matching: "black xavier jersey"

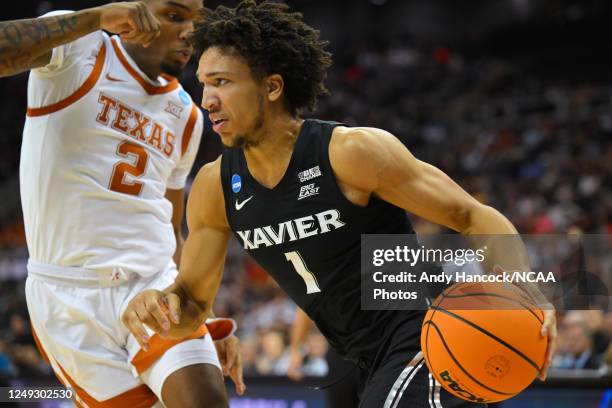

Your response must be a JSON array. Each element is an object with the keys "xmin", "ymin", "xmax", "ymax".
[{"xmin": 220, "ymin": 119, "xmax": 426, "ymax": 362}]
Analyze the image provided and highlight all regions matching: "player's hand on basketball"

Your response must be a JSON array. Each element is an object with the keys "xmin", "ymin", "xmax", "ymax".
[
  {"xmin": 539, "ymin": 308, "xmax": 557, "ymax": 381},
  {"xmin": 96, "ymin": 2, "xmax": 161, "ymax": 47},
  {"xmin": 287, "ymin": 349, "xmax": 304, "ymax": 381},
  {"xmin": 492, "ymin": 266, "xmax": 558, "ymax": 381},
  {"xmin": 215, "ymin": 335, "xmax": 246, "ymax": 395},
  {"xmin": 122, "ymin": 289, "xmax": 181, "ymax": 351}
]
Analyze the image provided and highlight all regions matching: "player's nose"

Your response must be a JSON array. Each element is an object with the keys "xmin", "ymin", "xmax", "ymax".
[
  {"xmin": 179, "ymin": 21, "xmax": 194, "ymax": 42},
  {"xmin": 201, "ymin": 88, "xmax": 220, "ymax": 112}
]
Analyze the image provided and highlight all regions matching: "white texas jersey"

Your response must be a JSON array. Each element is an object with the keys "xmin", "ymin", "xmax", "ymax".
[{"xmin": 20, "ymin": 25, "xmax": 203, "ymax": 279}]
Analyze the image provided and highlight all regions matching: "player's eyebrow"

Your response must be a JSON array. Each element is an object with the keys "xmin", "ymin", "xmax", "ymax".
[
  {"xmin": 195, "ymin": 70, "xmax": 204, "ymax": 86},
  {"xmin": 165, "ymin": 1, "xmax": 191, "ymax": 12},
  {"xmin": 203, "ymin": 71, "xmax": 231, "ymax": 77}
]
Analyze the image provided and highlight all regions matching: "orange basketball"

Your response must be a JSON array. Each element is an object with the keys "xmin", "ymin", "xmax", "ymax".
[{"xmin": 421, "ymin": 282, "xmax": 548, "ymax": 404}]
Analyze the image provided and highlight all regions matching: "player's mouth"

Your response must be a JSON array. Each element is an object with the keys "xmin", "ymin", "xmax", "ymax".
[
  {"xmin": 211, "ymin": 118, "xmax": 228, "ymax": 132},
  {"xmin": 173, "ymin": 49, "xmax": 192, "ymax": 63}
]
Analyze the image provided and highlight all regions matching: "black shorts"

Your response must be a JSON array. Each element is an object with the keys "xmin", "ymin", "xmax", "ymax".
[
  {"xmin": 356, "ymin": 314, "xmax": 488, "ymax": 408},
  {"xmin": 326, "ymin": 348, "xmax": 359, "ymax": 408}
]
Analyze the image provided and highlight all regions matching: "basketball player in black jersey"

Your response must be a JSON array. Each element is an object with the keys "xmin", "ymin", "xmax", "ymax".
[{"xmin": 122, "ymin": 1, "xmax": 557, "ymax": 406}]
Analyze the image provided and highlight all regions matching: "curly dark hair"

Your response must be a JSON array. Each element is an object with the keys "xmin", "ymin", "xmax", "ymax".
[{"xmin": 189, "ymin": 0, "xmax": 332, "ymax": 116}]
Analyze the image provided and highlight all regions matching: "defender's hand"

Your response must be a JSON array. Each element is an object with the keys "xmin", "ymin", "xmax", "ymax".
[
  {"xmin": 96, "ymin": 2, "xmax": 160, "ymax": 47},
  {"xmin": 121, "ymin": 289, "xmax": 181, "ymax": 351},
  {"xmin": 215, "ymin": 335, "xmax": 246, "ymax": 395}
]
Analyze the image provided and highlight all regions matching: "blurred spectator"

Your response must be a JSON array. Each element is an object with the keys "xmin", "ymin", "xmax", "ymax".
[
  {"xmin": 553, "ymin": 320, "xmax": 601, "ymax": 370},
  {"xmin": 0, "ymin": 340, "xmax": 16, "ymax": 383},
  {"xmin": 300, "ymin": 333, "xmax": 329, "ymax": 377},
  {"xmin": 3, "ymin": 314, "xmax": 48, "ymax": 378},
  {"xmin": 240, "ymin": 336, "xmax": 260, "ymax": 377},
  {"xmin": 601, "ymin": 344, "xmax": 612, "ymax": 376},
  {"xmin": 255, "ymin": 331, "xmax": 289, "ymax": 376},
  {"xmin": 6, "ymin": 313, "xmax": 35, "ymax": 346},
  {"xmin": 11, "ymin": 343, "xmax": 49, "ymax": 378}
]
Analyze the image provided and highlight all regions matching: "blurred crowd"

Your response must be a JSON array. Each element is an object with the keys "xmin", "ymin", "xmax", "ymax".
[
  {"xmin": 0, "ymin": 5, "xmax": 611, "ymax": 384},
  {"xmin": 0, "ymin": 281, "xmax": 52, "ymax": 386},
  {"xmin": 552, "ymin": 310, "xmax": 612, "ymax": 374},
  {"xmin": 313, "ymin": 40, "xmax": 611, "ymax": 236}
]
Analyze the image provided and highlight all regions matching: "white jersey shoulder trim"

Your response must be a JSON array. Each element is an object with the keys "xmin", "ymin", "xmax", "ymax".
[
  {"xmin": 27, "ymin": 38, "xmax": 107, "ymax": 117},
  {"xmin": 109, "ymin": 36, "xmax": 179, "ymax": 95}
]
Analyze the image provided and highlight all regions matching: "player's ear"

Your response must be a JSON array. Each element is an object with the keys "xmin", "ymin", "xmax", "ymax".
[{"xmin": 266, "ymin": 74, "xmax": 284, "ymax": 103}]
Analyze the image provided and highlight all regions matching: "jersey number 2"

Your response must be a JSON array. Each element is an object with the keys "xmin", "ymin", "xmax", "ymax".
[
  {"xmin": 285, "ymin": 251, "xmax": 321, "ymax": 294},
  {"xmin": 109, "ymin": 141, "xmax": 149, "ymax": 196}
]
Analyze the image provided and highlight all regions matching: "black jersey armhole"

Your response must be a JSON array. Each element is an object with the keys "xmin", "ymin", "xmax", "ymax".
[{"xmin": 219, "ymin": 150, "xmax": 234, "ymax": 221}]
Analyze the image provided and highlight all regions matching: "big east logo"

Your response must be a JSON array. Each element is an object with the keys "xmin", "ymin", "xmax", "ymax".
[{"xmin": 439, "ymin": 370, "xmax": 487, "ymax": 403}]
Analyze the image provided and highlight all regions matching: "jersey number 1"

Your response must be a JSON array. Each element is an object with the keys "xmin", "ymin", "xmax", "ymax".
[
  {"xmin": 109, "ymin": 141, "xmax": 149, "ymax": 196},
  {"xmin": 285, "ymin": 251, "xmax": 321, "ymax": 294}
]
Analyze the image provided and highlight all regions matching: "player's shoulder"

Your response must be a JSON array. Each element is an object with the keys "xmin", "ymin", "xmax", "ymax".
[
  {"xmin": 40, "ymin": 9, "xmax": 74, "ymax": 18},
  {"xmin": 31, "ymin": 11, "xmax": 105, "ymax": 76},
  {"xmin": 190, "ymin": 157, "xmax": 224, "ymax": 208},
  {"xmin": 189, "ymin": 158, "xmax": 223, "ymax": 207},
  {"xmin": 330, "ymin": 125, "xmax": 397, "ymax": 165},
  {"xmin": 328, "ymin": 125, "xmax": 408, "ymax": 191},
  {"xmin": 193, "ymin": 156, "xmax": 222, "ymax": 191},
  {"xmin": 188, "ymin": 156, "xmax": 229, "ymax": 229}
]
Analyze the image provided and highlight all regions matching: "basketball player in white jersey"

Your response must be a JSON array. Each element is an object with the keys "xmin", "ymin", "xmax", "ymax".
[{"xmin": 0, "ymin": 1, "xmax": 244, "ymax": 406}]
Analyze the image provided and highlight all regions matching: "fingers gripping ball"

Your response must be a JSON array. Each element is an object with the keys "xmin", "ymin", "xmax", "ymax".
[{"xmin": 421, "ymin": 282, "xmax": 548, "ymax": 404}]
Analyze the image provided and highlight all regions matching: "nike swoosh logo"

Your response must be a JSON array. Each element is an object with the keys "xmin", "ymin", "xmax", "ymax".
[
  {"xmin": 106, "ymin": 73, "xmax": 125, "ymax": 82},
  {"xmin": 235, "ymin": 196, "xmax": 253, "ymax": 211}
]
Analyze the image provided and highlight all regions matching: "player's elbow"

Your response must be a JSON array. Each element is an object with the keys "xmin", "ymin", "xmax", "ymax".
[
  {"xmin": 0, "ymin": 49, "xmax": 49, "ymax": 78},
  {"xmin": 454, "ymin": 203, "xmax": 515, "ymax": 234},
  {"xmin": 450, "ymin": 202, "xmax": 486, "ymax": 233}
]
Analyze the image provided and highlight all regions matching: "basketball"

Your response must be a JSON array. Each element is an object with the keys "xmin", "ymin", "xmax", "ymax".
[{"xmin": 421, "ymin": 282, "xmax": 549, "ymax": 404}]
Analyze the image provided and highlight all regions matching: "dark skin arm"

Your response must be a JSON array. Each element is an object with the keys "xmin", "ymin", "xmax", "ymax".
[
  {"xmin": 0, "ymin": 1, "xmax": 160, "ymax": 77},
  {"xmin": 122, "ymin": 158, "xmax": 245, "ymax": 395},
  {"xmin": 123, "ymin": 159, "xmax": 230, "ymax": 341}
]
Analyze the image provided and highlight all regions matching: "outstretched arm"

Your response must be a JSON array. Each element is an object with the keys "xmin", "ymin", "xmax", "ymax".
[
  {"xmin": 0, "ymin": 1, "xmax": 160, "ymax": 77},
  {"xmin": 123, "ymin": 159, "xmax": 245, "ymax": 393},
  {"xmin": 330, "ymin": 126, "xmax": 557, "ymax": 379},
  {"xmin": 172, "ymin": 158, "xmax": 231, "ymax": 320},
  {"xmin": 122, "ymin": 158, "xmax": 230, "ymax": 343}
]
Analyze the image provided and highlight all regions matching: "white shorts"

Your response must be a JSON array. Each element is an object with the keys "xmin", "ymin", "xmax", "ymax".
[{"xmin": 25, "ymin": 261, "xmax": 222, "ymax": 407}]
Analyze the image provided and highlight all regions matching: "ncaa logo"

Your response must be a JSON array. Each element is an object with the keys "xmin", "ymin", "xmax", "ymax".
[
  {"xmin": 439, "ymin": 370, "xmax": 487, "ymax": 403},
  {"xmin": 179, "ymin": 90, "xmax": 191, "ymax": 106},
  {"xmin": 231, "ymin": 174, "xmax": 242, "ymax": 193}
]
